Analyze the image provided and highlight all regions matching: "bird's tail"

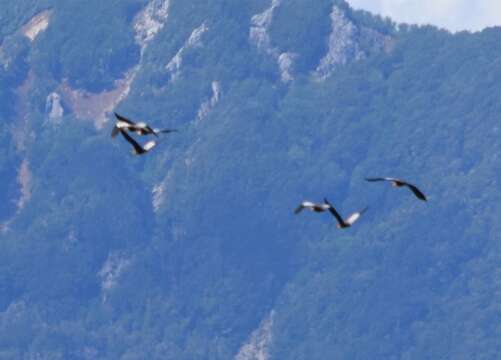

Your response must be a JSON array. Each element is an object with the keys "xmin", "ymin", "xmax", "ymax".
[
  {"xmin": 111, "ymin": 126, "xmax": 120, "ymax": 138},
  {"xmin": 359, "ymin": 206, "xmax": 369, "ymax": 215},
  {"xmin": 294, "ymin": 205, "xmax": 304, "ymax": 214}
]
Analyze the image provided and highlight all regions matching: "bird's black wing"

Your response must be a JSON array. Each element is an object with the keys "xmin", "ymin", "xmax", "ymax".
[
  {"xmin": 324, "ymin": 198, "xmax": 345, "ymax": 226},
  {"xmin": 294, "ymin": 204, "xmax": 304, "ymax": 214},
  {"xmin": 365, "ymin": 177, "xmax": 397, "ymax": 182},
  {"xmin": 359, "ymin": 206, "xmax": 369, "ymax": 215},
  {"xmin": 114, "ymin": 112, "xmax": 135, "ymax": 125},
  {"xmin": 406, "ymin": 184, "xmax": 427, "ymax": 201},
  {"xmin": 111, "ymin": 126, "xmax": 120, "ymax": 138},
  {"xmin": 158, "ymin": 128, "xmax": 178, "ymax": 134},
  {"xmin": 119, "ymin": 129, "xmax": 143, "ymax": 154},
  {"xmin": 145, "ymin": 125, "xmax": 159, "ymax": 137}
]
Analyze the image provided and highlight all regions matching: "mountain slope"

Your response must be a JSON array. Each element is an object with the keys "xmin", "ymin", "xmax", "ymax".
[{"xmin": 0, "ymin": 1, "xmax": 500, "ymax": 359}]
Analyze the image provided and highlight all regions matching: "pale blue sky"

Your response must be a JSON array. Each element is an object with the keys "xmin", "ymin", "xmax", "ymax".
[{"xmin": 346, "ymin": 0, "xmax": 501, "ymax": 32}]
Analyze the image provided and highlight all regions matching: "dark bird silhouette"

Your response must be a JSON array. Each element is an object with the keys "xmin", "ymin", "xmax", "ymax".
[
  {"xmin": 294, "ymin": 201, "xmax": 332, "ymax": 214},
  {"xmin": 365, "ymin": 177, "xmax": 427, "ymax": 201},
  {"xmin": 119, "ymin": 129, "xmax": 158, "ymax": 155},
  {"xmin": 323, "ymin": 198, "xmax": 368, "ymax": 228},
  {"xmin": 112, "ymin": 112, "xmax": 177, "ymax": 138}
]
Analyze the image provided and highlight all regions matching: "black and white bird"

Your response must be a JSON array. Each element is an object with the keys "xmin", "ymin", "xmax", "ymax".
[
  {"xmin": 111, "ymin": 112, "xmax": 177, "ymax": 138},
  {"xmin": 365, "ymin": 177, "xmax": 427, "ymax": 201},
  {"xmin": 295, "ymin": 199, "xmax": 367, "ymax": 229},
  {"xmin": 323, "ymin": 198, "xmax": 368, "ymax": 229},
  {"xmin": 119, "ymin": 129, "xmax": 158, "ymax": 155},
  {"xmin": 294, "ymin": 201, "xmax": 332, "ymax": 214}
]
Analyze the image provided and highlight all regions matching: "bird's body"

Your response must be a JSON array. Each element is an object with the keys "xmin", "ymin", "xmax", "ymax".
[
  {"xmin": 119, "ymin": 129, "xmax": 157, "ymax": 155},
  {"xmin": 111, "ymin": 112, "xmax": 177, "ymax": 138},
  {"xmin": 294, "ymin": 201, "xmax": 331, "ymax": 214},
  {"xmin": 323, "ymin": 198, "xmax": 368, "ymax": 228},
  {"xmin": 295, "ymin": 199, "xmax": 367, "ymax": 229},
  {"xmin": 365, "ymin": 177, "xmax": 427, "ymax": 201},
  {"xmin": 131, "ymin": 127, "xmax": 177, "ymax": 136}
]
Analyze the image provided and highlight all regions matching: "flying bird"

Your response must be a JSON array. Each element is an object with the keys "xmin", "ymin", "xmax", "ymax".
[
  {"xmin": 119, "ymin": 129, "xmax": 158, "ymax": 155},
  {"xmin": 323, "ymin": 198, "xmax": 368, "ymax": 229},
  {"xmin": 111, "ymin": 112, "xmax": 177, "ymax": 138},
  {"xmin": 365, "ymin": 177, "xmax": 427, "ymax": 201},
  {"xmin": 294, "ymin": 201, "xmax": 332, "ymax": 214},
  {"xmin": 111, "ymin": 112, "xmax": 153, "ymax": 138}
]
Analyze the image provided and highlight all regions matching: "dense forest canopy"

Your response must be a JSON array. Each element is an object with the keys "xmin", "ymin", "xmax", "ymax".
[{"xmin": 0, "ymin": 0, "xmax": 500, "ymax": 359}]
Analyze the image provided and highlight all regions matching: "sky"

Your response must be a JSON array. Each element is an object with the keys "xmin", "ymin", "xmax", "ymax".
[{"xmin": 346, "ymin": 0, "xmax": 501, "ymax": 32}]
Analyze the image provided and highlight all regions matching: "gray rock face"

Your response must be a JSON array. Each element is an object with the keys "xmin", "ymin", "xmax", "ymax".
[
  {"xmin": 249, "ymin": 0, "xmax": 281, "ymax": 54},
  {"xmin": 314, "ymin": 5, "xmax": 390, "ymax": 80},
  {"xmin": 235, "ymin": 311, "xmax": 274, "ymax": 360},
  {"xmin": 166, "ymin": 22, "xmax": 209, "ymax": 82},
  {"xmin": 98, "ymin": 251, "xmax": 133, "ymax": 303},
  {"xmin": 278, "ymin": 52, "xmax": 296, "ymax": 83},
  {"xmin": 134, "ymin": 0, "xmax": 171, "ymax": 54},
  {"xmin": 197, "ymin": 80, "xmax": 221, "ymax": 121},
  {"xmin": 250, "ymin": 0, "xmax": 297, "ymax": 82},
  {"xmin": 251, "ymin": 3, "xmax": 390, "ymax": 82},
  {"xmin": 314, "ymin": 6, "xmax": 363, "ymax": 79},
  {"xmin": 45, "ymin": 92, "xmax": 64, "ymax": 122}
]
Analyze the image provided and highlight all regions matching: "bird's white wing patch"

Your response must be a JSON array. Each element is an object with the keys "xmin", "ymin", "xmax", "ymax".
[
  {"xmin": 116, "ymin": 121, "xmax": 131, "ymax": 128},
  {"xmin": 143, "ymin": 141, "xmax": 157, "ymax": 151},
  {"xmin": 301, "ymin": 201, "xmax": 316, "ymax": 209},
  {"xmin": 346, "ymin": 212, "xmax": 361, "ymax": 225}
]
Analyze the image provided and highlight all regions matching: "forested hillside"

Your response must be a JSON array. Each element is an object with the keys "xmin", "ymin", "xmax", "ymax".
[{"xmin": 0, "ymin": 0, "xmax": 500, "ymax": 359}]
